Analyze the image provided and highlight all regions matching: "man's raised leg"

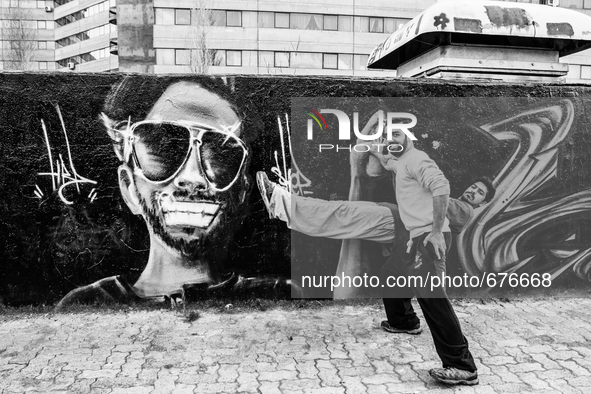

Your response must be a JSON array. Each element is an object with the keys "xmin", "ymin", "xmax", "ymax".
[{"xmin": 256, "ymin": 172, "xmax": 395, "ymax": 243}]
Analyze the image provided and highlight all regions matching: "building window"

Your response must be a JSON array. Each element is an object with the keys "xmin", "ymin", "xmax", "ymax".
[
  {"xmin": 38, "ymin": 41, "xmax": 47, "ymax": 49},
  {"xmin": 323, "ymin": 53, "xmax": 338, "ymax": 69},
  {"xmin": 291, "ymin": 52, "xmax": 322, "ymax": 68},
  {"xmin": 275, "ymin": 13, "xmax": 289, "ymax": 29},
  {"xmin": 258, "ymin": 51, "xmax": 274, "ymax": 68},
  {"xmin": 155, "ymin": 8, "xmax": 174, "ymax": 25},
  {"xmin": 569, "ymin": 64, "xmax": 581, "ymax": 79},
  {"xmin": 384, "ymin": 18, "xmax": 397, "ymax": 34},
  {"xmin": 175, "ymin": 49, "xmax": 190, "ymax": 65},
  {"xmin": 581, "ymin": 65, "xmax": 591, "ymax": 79},
  {"xmin": 584, "ymin": 0, "xmax": 591, "ymax": 8},
  {"xmin": 356, "ymin": 17, "xmax": 369, "ymax": 32},
  {"xmin": 354, "ymin": 54, "xmax": 369, "ymax": 70},
  {"xmin": 175, "ymin": 9, "xmax": 191, "ymax": 25},
  {"xmin": 338, "ymin": 16, "xmax": 353, "ymax": 32},
  {"xmin": 156, "ymin": 48, "xmax": 175, "ymax": 65},
  {"xmin": 290, "ymin": 13, "xmax": 322, "ymax": 30},
  {"xmin": 275, "ymin": 51, "xmax": 289, "ymax": 67},
  {"xmin": 338, "ymin": 54, "xmax": 353, "ymax": 70},
  {"xmin": 227, "ymin": 11, "xmax": 242, "ymax": 27},
  {"xmin": 559, "ymin": 0, "xmax": 583, "ymax": 7},
  {"xmin": 324, "ymin": 15, "xmax": 338, "ymax": 31},
  {"xmin": 38, "ymin": 61, "xmax": 48, "ymax": 70},
  {"xmin": 369, "ymin": 17, "xmax": 384, "ymax": 33},
  {"xmin": 226, "ymin": 50, "xmax": 242, "ymax": 66},
  {"xmin": 89, "ymin": 48, "xmax": 109, "ymax": 60},
  {"xmin": 37, "ymin": 21, "xmax": 47, "ymax": 29},
  {"xmin": 211, "ymin": 10, "xmax": 226, "ymax": 26},
  {"xmin": 258, "ymin": 12, "xmax": 274, "ymax": 28}
]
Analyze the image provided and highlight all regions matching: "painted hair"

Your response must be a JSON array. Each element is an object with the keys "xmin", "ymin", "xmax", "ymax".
[{"xmin": 101, "ymin": 76, "xmax": 259, "ymax": 162}]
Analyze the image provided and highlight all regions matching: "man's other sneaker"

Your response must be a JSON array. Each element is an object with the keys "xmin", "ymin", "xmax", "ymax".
[
  {"xmin": 380, "ymin": 320, "xmax": 423, "ymax": 335},
  {"xmin": 429, "ymin": 367, "xmax": 479, "ymax": 386}
]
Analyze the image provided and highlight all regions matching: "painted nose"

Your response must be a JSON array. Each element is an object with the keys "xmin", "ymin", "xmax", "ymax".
[{"xmin": 172, "ymin": 147, "xmax": 208, "ymax": 191}]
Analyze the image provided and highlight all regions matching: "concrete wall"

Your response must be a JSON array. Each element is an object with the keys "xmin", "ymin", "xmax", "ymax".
[
  {"xmin": 117, "ymin": 0, "xmax": 155, "ymax": 73},
  {"xmin": 1, "ymin": 73, "xmax": 590, "ymax": 306}
]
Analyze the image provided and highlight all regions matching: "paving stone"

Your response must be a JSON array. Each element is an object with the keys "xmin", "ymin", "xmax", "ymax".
[
  {"xmin": 339, "ymin": 376, "xmax": 366, "ymax": 393},
  {"xmin": 557, "ymin": 360, "xmax": 591, "ymax": 376},
  {"xmin": 360, "ymin": 373, "xmax": 400, "ymax": 385},
  {"xmin": 548, "ymin": 379, "xmax": 584, "ymax": 394},
  {"xmin": 111, "ymin": 387, "xmax": 154, "ymax": 394},
  {"xmin": 1, "ymin": 299, "xmax": 590, "ymax": 394},
  {"xmin": 280, "ymin": 378, "xmax": 322, "ymax": 390},
  {"xmin": 79, "ymin": 369, "xmax": 119, "ymax": 380},
  {"xmin": 516, "ymin": 372, "xmax": 552, "ymax": 390},
  {"xmin": 258, "ymin": 370, "xmax": 298, "ymax": 382},
  {"xmin": 259, "ymin": 381, "xmax": 281, "ymax": 394}
]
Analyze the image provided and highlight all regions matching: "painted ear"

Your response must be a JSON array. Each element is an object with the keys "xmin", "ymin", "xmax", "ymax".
[
  {"xmin": 118, "ymin": 166, "xmax": 141, "ymax": 215},
  {"xmin": 101, "ymin": 113, "xmax": 126, "ymax": 162}
]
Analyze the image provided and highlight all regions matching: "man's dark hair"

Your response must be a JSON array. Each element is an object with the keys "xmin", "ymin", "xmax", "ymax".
[{"xmin": 475, "ymin": 177, "xmax": 496, "ymax": 203}]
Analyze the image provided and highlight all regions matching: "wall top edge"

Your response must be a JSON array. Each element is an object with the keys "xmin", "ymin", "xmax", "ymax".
[{"xmin": 1, "ymin": 71, "xmax": 590, "ymax": 89}]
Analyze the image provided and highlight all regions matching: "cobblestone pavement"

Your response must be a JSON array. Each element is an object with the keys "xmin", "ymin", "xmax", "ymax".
[{"xmin": 1, "ymin": 298, "xmax": 591, "ymax": 393}]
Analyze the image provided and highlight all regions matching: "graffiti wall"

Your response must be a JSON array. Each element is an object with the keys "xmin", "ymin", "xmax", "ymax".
[{"xmin": 0, "ymin": 73, "xmax": 590, "ymax": 305}]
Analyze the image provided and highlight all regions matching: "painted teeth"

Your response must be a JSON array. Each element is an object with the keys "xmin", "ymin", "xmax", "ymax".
[
  {"xmin": 161, "ymin": 202, "xmax": 219, "ymax": 215},
  {"xmin": 164, "ymin": 212, "xmax": 215, "ymax": 228}
]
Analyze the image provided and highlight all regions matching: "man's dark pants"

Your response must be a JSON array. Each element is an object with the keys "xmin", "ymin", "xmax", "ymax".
[{"xmin": 381, "ymin": 230, "xmax": 477, "ymax": 372}]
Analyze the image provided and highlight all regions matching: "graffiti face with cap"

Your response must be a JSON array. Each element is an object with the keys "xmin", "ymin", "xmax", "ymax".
[{"xmin": 119, "ymin": 81, "xmax": 249, "ymax": 259}]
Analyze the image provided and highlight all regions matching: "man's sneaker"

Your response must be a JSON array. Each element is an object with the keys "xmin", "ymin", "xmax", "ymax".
[
  {"xmin": 429, "ymin": 367, "xmax": 479, "ymax": 386},
  {"xmin": 380, "ymin": 320, "xmax": 423, "ymax": 335},
  {"xmin": 256, "ymin": 171, "xmax": 275, "ymax": 218}
]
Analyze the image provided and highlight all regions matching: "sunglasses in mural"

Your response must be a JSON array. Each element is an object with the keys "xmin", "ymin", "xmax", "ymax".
[{"xmin": 105, "ymin": 117, "xmax": 248, "ymax": 192}]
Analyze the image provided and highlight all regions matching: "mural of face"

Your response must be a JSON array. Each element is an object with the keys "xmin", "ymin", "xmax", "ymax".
[
  {"xmin": 113, "ymin": 81, "xmax": 250, "ymax": 296},
  {"xmin": 460, "ymin": 181, "xmax": 489, "ymax": 208},
  {"xmin": 122, "ymin": 82, "xmax": 247, "ymax": 257}
]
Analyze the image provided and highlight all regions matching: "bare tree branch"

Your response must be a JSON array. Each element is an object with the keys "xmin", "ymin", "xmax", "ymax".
[
  {"xmin": 188, "ymin": 0, "xmax": 221, "ymax": 74},
  {"xmin": 3, "ymin": 4, "xmax": 39, "ymax": 71}
]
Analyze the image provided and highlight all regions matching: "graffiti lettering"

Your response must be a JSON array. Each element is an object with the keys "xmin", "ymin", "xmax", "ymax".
[
  {"xmin": 457, "ymin": 100, "xmax": 591, "ymax": 283},
  {"xmin": 36, "ymin": 104, "xmax": 98, "ymax": 205},
  {"xmin": 272, "ymin": 114, "xmax": 312, "ymax": 196}
]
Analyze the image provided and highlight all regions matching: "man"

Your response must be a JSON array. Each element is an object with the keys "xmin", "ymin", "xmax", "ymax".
[
  {"xmin": 357, "ymin": 130, "xmax": 480, "ymax": 385},
  {"xmin": 57, "ymin": 77, "xmax": 277, "ymax": 307},
  {"xmin": 258, "ymin": 133, "xmax": 495, "ymax": 386}
]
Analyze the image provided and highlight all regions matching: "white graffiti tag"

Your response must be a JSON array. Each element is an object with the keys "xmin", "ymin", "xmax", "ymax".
[
  {"xmin": 272, "ymin": 113, "xmax": 313, "ymax": 196},
  {"xmin": 35, "ymin": 104, "xmax": 98, "ymax": 205}
]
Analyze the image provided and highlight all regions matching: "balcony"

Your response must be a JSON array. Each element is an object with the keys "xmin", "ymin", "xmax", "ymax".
[{"xmin": 110, "ymin": 38, "xmax": 118, "ymax": 55}]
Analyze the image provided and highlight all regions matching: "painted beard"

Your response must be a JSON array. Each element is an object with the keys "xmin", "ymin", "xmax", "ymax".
[{"xmin": 136, "ymin": 188, "xmax": 239, "ymax": 263}]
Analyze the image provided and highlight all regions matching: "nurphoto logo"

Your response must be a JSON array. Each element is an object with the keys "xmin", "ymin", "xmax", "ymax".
[{"xmin": 303, "ymin": 108, "xmax": 417, "ymax": 153}]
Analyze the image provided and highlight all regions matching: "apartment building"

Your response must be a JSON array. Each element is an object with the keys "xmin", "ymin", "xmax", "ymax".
[
  {"xmin": 2, "ymin": 0, "xmax": 591, "ymax": 81},
  {"xmin": 142, "ymin": 0, "xmax": 436, "ymax": 77},
  {"xmin": 0, "ymin": 0, "xmax": 117, "ymax": 72}
]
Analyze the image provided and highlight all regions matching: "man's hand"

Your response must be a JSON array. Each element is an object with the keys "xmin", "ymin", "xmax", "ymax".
[
  {"xmin": 371, "ymin": 147, "xmax": 398, "ymax": 172},
  {"xmin": 423, "ymin": 231, "xmax": 446, "ymax": 260}
]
